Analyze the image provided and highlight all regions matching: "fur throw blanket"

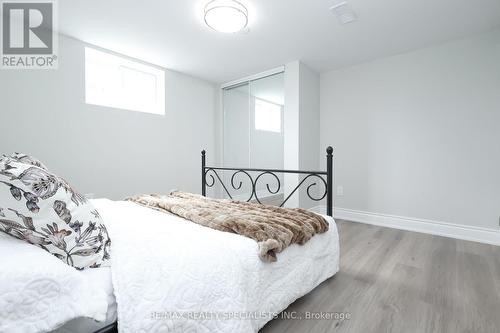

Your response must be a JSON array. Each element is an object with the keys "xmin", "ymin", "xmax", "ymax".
[{"xmin": 126, "ymin": 191, "xmax": 329, "ymax": 262}]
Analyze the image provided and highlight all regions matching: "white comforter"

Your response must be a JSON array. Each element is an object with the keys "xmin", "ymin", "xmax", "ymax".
[
  {"xmin": 94, "ymin": 199, "xmax": 339, "ymax": 333},
  {"xmin": 0, "ymin": 233, "xmax": 109, "ymax": 333}
]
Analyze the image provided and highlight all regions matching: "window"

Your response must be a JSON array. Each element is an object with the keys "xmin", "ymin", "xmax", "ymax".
[
  {"xmin": 85, "ymin": 47, "xmax": 165, "ymax": 115},
  {"xmin": 254, "ymin": 98, "xmax": 282, "ymax": 133}
]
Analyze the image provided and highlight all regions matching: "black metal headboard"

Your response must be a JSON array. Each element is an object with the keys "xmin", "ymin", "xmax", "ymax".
[{"xmin": 201, "ymin": 146, "xmax": 333, "ymax": 217}]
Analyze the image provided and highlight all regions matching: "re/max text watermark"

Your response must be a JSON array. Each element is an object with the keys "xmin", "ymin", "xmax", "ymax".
[{"xmin": 150, "ymin": 311, "xmax": 352, "ymax": 321}]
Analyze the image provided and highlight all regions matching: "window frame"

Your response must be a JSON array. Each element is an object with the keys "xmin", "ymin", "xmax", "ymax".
[{"xmin": 84, "ymin": 47, "xmax": 166, "ymax": 116}]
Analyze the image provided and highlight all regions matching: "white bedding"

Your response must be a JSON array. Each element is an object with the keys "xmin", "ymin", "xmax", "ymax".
[
  {"xmin": 0, "ymin": 233, "xmax": 109, "ymax": 333},
  {"xmin": 94, "ymin": 198, "xmax": 340, "ymax": 333},
  {"xmin": 51, "ymin": 267, "xmax": 117, "ymax": 333},
  {"xmin": 0, "ymin": 198, "xmax": 339, "ymax": 333}
]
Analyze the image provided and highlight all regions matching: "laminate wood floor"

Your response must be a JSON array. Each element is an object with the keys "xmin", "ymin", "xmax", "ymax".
[{"xmin": 260, "ymin": 220, "xmax": 500, "ymax": 333}]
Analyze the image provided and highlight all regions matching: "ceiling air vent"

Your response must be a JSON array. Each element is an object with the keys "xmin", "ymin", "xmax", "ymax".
[{"xmin": 330, "ymin": 1, "xmax": 357, "ymax": 24}]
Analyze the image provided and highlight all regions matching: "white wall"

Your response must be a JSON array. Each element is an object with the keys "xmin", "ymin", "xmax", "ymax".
[
  {"xmin": 298, "ymin": 63, "xmax": 321, "ymax": 208},
  {"xmin": 320, "ymin": 28, "xmax": 500, "ymax": 230},
  {"xmin": 0, "ymin": 34, "xmax": 217, "ymax": 200},
  {"xmin": 283, "ymin": 61, "xmax": 321, "ymax": 208},
  {"xmin": 283, "ymin": 61, "xmax": 301, "ymax": 207}
]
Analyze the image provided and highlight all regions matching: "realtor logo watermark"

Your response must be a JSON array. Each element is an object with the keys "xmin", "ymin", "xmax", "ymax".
[{"xmin": 1, "ymin": 0, "xmax": 58, "ymax": 69}]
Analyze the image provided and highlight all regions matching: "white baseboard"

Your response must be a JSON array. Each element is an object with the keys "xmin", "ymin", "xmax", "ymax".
[{"xmin": 333, "ymin": 207, "xmax": 500, "ymax": 246}]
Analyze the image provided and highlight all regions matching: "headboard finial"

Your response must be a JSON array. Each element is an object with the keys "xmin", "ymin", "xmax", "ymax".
[
  {"xmin": 201, "ymin": 150, "xmax": 206, "ymax": 156},
  {"xmin": 326, "ymin": 146, "xmax": 333, "ymax": 155}
]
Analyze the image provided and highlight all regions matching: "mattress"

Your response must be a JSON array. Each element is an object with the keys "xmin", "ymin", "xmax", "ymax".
[{"xmin": 51, "ymin": 268, "xmax": 117, "ymax": 333}]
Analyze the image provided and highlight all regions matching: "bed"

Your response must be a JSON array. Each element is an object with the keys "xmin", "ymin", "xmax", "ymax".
[{"xmin": 1, "ymin": 147, "xmax": 339, "ymax": 333}]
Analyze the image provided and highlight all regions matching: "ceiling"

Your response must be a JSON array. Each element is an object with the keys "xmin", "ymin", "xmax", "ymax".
[{"xmin": 59, "ymin": 0, "xmax": 500, "ymax": 84}]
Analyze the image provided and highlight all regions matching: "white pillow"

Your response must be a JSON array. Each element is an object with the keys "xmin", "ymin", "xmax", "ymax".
[{"xmin": 0, "ymin": 154, "xmax": 111, "ymax": 270}]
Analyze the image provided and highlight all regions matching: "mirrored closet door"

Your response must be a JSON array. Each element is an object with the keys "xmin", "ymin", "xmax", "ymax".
[{"xmin": 222, "ymin": 71, "xmax": 285, "ymax": 203}]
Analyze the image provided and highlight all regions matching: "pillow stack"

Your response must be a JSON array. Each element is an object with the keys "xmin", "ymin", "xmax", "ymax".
[{"xmin": 0, "ymin": 153, "xmax": 111, "ymax": 270}]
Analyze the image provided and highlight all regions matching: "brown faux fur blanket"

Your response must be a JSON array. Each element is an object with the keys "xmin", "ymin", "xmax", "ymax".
[{"xmin": 126, "ymin": 191, "xmax": 329, "ymax": 262}]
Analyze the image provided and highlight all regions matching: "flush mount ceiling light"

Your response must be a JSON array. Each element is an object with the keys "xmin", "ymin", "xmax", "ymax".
[{"xmin": 204, "ymin": 0, "xmax": 248, "ymax": 33}]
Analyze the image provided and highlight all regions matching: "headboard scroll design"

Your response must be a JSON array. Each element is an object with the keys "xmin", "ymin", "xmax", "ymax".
[{"xmin": 202, "ymin": 146, "xmax": 333, "ymax": 217}]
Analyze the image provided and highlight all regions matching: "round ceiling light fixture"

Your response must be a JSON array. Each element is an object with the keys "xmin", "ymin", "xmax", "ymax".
[{"xmin": 204, "ymin": 0, "xmax": 248, "ymax": 33}]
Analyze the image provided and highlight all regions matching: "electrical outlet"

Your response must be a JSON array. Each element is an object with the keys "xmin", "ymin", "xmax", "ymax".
[{"xmin": 336, "ymin": 186, "xmax": 344, "ymax": 196}]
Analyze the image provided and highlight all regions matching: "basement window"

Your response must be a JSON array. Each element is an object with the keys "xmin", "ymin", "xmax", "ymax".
[
  {"xmin": 254, "ymin": 98, "xmax": 282, "ymax": 133},
  {"xmin": 85, "ymin": 47, "xmax": 165, "ymax": 115}
]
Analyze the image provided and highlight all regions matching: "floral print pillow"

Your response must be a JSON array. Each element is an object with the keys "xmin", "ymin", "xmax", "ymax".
[
  {"xmin": 1, "ymin": 152, "xmax": 49, "ymax": 170},
  {"xmin": 0, "ymin": 154, "xmax": 111, "ymax": 270}
]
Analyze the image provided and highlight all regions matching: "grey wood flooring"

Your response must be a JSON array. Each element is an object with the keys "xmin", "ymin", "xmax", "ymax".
[{"xmin": 260, "ymin": 220, "xmax": 500, "ymax": 333}]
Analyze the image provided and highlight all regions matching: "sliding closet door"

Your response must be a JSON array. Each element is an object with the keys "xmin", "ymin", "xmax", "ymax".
[
  {"xmin": 222, "ymin": 72, "xmax": 285, "ymax": 202},
  {"xmin": 223, "ymin": 83, "xmax": 250, "ymax": 168},
  {"xmin": 223, "ymin": 83, "xmax": 252, "ymax": 197},
  {"xmin": 248, "ymin": 73, "xmax": 284, "ymax": 170}
]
